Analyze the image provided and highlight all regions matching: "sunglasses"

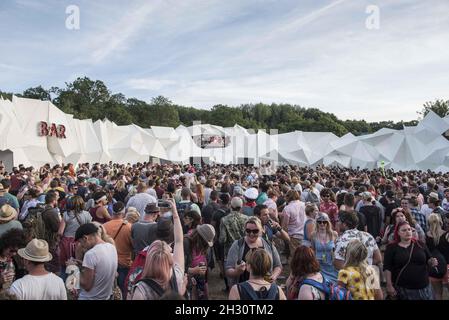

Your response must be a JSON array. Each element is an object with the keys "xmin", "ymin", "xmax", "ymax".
[
  {"xmin": 317, "ymin": 221, "xmax": 328, "ymax": 225},
  {"xmin": 245, "ymin": 228, "xmax": 259, "ymax": 234}
]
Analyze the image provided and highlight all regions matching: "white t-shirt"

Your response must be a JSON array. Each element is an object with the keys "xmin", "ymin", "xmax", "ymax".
[
  {"xmin": 204, "ymin": 188, "xmax": 213, "ymax": 206},
  {"xmin": 9, "ymin": 273, "xmax": 67, "ymax": 300},
  {"xmin": 146, "ymin": 188, "xmax": 158, "ymax": 199},
  {"xmin": 78, "ymin": 243, "xmax": 118, "ymax": 300},
  {"xmin": 126, "ymin": 193, "xmax": 157, "ymax": 220},
  {"xmin": 420, "ymin": 204, "xmax": 434, "ymax": 219}
]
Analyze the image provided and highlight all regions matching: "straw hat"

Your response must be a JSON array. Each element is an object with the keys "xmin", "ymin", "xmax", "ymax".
[
  {"xmin": 0, "ymin": 204, "xmax": 17, "ymax": 223},
  {"xmin": 18, "ymin": 239, "xmax": 53, "ymax": 263}
]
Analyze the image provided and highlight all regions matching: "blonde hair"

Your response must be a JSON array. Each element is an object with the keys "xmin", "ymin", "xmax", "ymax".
[
  {"xmin": 92, "ymin": 222, "xmax": 115, "ymax": 246},
  {"xmin": 125, "ymin": 211, "xmax": 140, "ymax": 224},
  {"xmin": 305, "ymin": 204, "xmax": 318, "ymax": 217},
  {"xmin": 312, "ymin": 214, "xmax": 336, "ymax": 241},
  {"xmin": 142, "ymin": 240, "xmax": 173, "ymax": 286},
  {"xmin": 427, "ymin": 213, "xmax": 444, "ymax": 246},
  {"xmin": 245, "ymin": 216, "xmax": 263, "ymax": 235},
  {"xmin": 344, "ymin": 239, "xmax": 373, "ymax": 282},
  {"xmin": 115, "ymin": 180, "xmax": 126, "ymax": 192}
]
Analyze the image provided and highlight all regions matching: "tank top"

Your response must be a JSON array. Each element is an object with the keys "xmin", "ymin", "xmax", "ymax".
[
  {"xmin": 302, "ymin": 218, "xmax": 314, "ymax": 247},
  {"xmin": 89, "ymin": 206, "xmax": 108, "ymax": 224},
  {"xmin": 313, "ymin": 237, "xmax": 334, "ymax": 265}
]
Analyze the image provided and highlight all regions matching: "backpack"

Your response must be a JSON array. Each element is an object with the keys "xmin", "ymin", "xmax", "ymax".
[
  {"xmin": 299, "ymin": 275, "xmax": 352, "ymax": 300},
  {"xmin": 134, "ymin": 274, "xmax": 179, "ymax": 299},
  {"xmin": 236, "ymin": 237, "xmax": 273, "ymax": 257},
  {"xmin": 125, "ymin": 247, "xmax": 148, "ymax": 297},
  {"xmin": 306, "ymin": 190, "xmax": 320, "ymax": 205},
  {"xmin": 22, "ymin": 203, "xmax": 47, "ymax": 240},
  {"xmin": 237, "ymin": 281, "xmax": 279, "ymax": 300}
]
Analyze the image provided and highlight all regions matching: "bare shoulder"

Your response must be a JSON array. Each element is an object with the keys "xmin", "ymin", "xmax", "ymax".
[{"xmin": 228, "ymin": 284, "xmax": 240, "ymax": 300}]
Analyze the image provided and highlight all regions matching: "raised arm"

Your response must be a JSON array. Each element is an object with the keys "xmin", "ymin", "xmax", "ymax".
[{"xmin": 169, "ymin": 199, "xmax": 184, "ymax": 272}]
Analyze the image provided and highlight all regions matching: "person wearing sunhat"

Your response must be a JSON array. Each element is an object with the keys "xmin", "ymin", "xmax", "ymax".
[
  {"xmin": 184, "ymin": 224, "xmax": 216, "ymax": 300},
  {"xmin": 0, "ymin": 204, "xmax": 22, "ymax": 237},
  {"xmin": 131, "ymin": 203, "xmax": 160, "ymax": 255},
  {"xmin": 103, "ymin": 201, "xmax": 133, "ymax": 295},
  {"xmin": 74, "ymin": 223, "xmax": 118, "ymax": 300},
  {"xmin": 9, "ymin": 239, "xmax": 67, "ymax": 300}
]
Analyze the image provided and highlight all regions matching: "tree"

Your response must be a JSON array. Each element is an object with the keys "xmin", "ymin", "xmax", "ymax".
[
  {"xmin": 6, "ymin": 77, "xmax": 449, "ymax": 137},
  {"xmin": 0, "ymin": 90, "xmax": 14, "ymax": 100},
  {"xmin": 102, "ymin": 93, "xmax": 132, "ymax": 125},
  {"xmin": 21, "ymin": 86, "xmax": 51, "ymax": 101},
  {"xmin": 149, "ymin": 96, "xmax": 180, "ymax": 127},
  {"xmin": 53, "ymin": 77, "xmax": 111, "ymax": 120},
  {"xmin": 418, "ymin": 99, "xmax": 449, "ymax": 118}
]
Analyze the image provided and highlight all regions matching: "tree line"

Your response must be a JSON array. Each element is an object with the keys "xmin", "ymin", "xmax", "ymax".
[{"xmin": 1, "ymin": 77, "xmax": 448, "ymax": 137}]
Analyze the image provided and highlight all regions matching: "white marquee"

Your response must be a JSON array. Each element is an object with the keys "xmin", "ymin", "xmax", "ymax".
[{"xmin": 1, "ymin": 96, "xmax": 449, "ymax": 172}]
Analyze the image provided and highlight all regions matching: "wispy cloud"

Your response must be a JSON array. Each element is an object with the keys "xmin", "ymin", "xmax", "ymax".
[
  {"xmin": 0, "ymin": 63, "xmax": 28, "ymax": 72},
  {"xmin": 126, "ymin": 78, "xmax": 177, "ymax": 91},
  {"xmin": 1, "ymin": 0, "xmax": 448, "ymax": 122},
  {"xmin": 87, "ymin": 1, "xmax": 160, "ymax": 64}
]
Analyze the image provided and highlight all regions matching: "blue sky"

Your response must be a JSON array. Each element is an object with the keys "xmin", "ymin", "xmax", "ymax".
[{"xmin": 1, "ymin": 0, "xmax": 448, "ymax": 122}]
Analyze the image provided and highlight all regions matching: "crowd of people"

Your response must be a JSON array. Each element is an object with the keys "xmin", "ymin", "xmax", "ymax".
[{"xmin": 0, "ymin": 160, "xmax": 448, "ymax": 300}]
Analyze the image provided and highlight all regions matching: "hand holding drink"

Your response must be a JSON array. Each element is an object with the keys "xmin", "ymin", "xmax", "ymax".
[{"xmin": 1, "ymin": 264, "xmax": 15, "ymax": 289}]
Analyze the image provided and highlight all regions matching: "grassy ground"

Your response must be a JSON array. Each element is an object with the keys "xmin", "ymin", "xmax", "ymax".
[{"xmin": 206, "ymin": 251, "xmax": 449, "ymax": 300}]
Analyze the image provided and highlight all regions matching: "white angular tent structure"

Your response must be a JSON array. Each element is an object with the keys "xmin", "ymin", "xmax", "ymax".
[{"xmin": 1, "ymin": 96, "xmax": 449, "ymax": 172}]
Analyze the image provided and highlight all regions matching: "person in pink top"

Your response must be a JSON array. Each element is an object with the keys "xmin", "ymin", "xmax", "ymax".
[
  {"xmin": 319, "ymin": 188, "xmax": 339, "ymax": 229},
  {"xmin": 281, "ymin": 190, "xmax": 306, "ymax": 260}
]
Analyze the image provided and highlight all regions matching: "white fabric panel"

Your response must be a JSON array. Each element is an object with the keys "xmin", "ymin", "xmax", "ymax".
[{"xmin": 1, "ymin": 97, "xmax": 449, "ymax": 171}]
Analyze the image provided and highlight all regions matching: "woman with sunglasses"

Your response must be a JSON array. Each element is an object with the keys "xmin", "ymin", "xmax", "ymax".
[
  {"xmin": 225, "ymin": 217, "xmax": 282, "ymax": 289},
  {"xmin": 311, "ymin": 212, "xmax": 339, "ymax": 283}
]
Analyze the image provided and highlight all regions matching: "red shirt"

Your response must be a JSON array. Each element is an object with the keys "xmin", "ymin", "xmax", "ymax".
[
  {"xmin": 10, "ymin": 175, "xmax": 21, "ymax": 191},
  {"xmin": 320, "ymin": 201, "xmax": 339, "ymax": 228}
]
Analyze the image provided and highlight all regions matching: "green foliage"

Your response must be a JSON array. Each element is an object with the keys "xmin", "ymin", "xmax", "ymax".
[
  {"xmin": 0, "ymin": 90, "xmax": 14, "ymax": 100},
  {"xmin": 21, "ymin": 85, "xmax": 51, "ymax": 101},
  {"xmin": 418, "ymin": 99, "xmax": 449, "ymax": 118},
  {"xmin": 3, "ymin": 77, "xmax": 440, "ymax": 137}
]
